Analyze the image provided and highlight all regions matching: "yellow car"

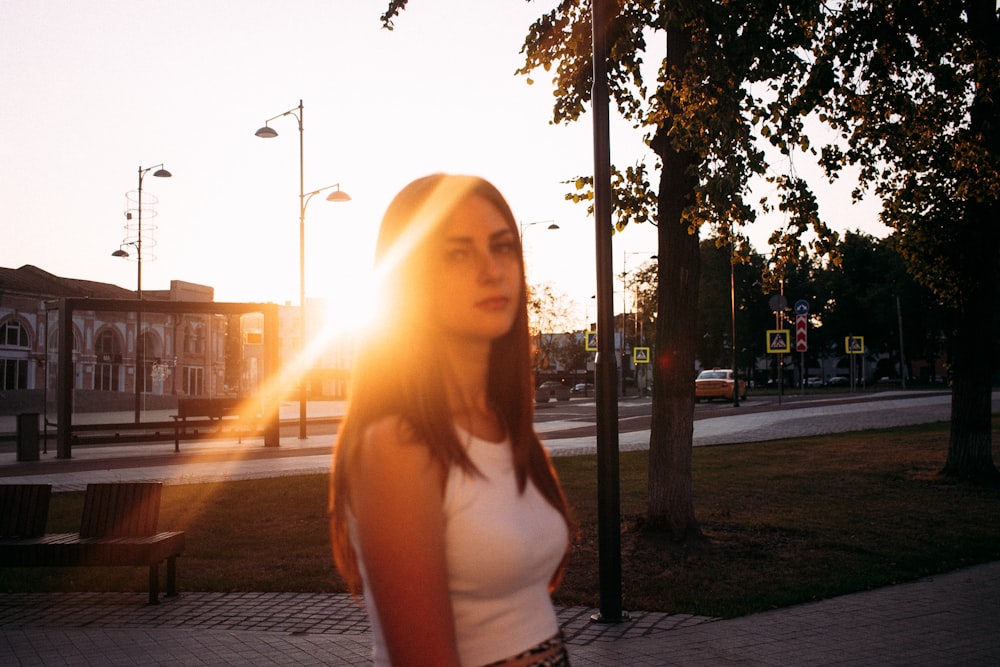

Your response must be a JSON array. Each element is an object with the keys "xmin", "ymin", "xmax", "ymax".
[{"xmin": 695, "ymin": 369, "xmax": 747, "ymax": 402}]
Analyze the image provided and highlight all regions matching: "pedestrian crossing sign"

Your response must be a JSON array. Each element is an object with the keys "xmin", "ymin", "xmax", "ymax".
[
  {"xmin": 845, "ymin": 336, "xmax": 865, "ymax": 354},
  {"xmin": 767, "ymin": 329, "xmax": 791, "ymax": 353},
  {"xmin": 633, "ymin": 347, "xmax": 650, "ymax": 364},
  {"xmin": 586, "ymin": 330, "xmax": 598, "ymax": 351}
]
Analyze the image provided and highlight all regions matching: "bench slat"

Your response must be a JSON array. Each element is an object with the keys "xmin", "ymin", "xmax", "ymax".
[
  {"xmin": 0, "ymin": 531, "xmax": 185, "ymax": 565},
  {"xmin": 177, "ymin": 396, "xmax": 243, "ymax": 419},
  {"xmin": 80, "ymin": 483, "xmax": 161, "ymax": 538},
  {"xmin": 0, "ymin": 484, "xmax": 51, "ymax": 538}
]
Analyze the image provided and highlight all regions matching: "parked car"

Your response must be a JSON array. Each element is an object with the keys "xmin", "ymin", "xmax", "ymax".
[
  {"xmin": 804, "ymin": 376, "xmax": 824, "ymax": 387},
  {"xmin": 535, "ymin": 380, "xmax": 571, "ymax": 402},
  {"xmin": 571, "ymin": 382, "xmax": 594, "ymax": 395},
  {"xmin": 695, "ymin": 369, "xmax": 747, "ymax": 402},
  {"xmin": 826, "ymin": 376, "xmax": 849, "ymax": 386}
]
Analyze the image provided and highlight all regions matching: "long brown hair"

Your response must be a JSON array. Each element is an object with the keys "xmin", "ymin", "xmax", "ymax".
[{"xmin": 329, "ymin": 174, "xmax": 572, "ymax": 593}]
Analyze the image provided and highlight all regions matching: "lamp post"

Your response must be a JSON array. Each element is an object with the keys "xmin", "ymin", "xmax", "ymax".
[
  {"xmin": 591, "ymin": 0, "xmax": 625, "ymax": 624},
  {"xmin": 255, "ymin": 100, "xmax": 350, "ymax": 438},
  {"xmin": 729, "ymin": 236, "xmax": 740, "ymax": 407},
  {"xmin": 112, "ymin": 163, "xmax": 171, "ymax": 423}
]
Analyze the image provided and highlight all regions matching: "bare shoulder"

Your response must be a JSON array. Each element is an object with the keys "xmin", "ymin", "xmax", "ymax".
[
  {"xmin": 353, "ymin": 416, "xmax": 441, "ymax": 486},
  {"xmin": 363, "ymin": 414, "xmax": 421, "ymax": 449}
]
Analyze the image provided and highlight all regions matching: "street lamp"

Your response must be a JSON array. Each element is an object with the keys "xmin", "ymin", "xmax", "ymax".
[
  {"xmin": 519, "ymin": 219, "xmax": 559, "ymax": 236},
  {"xmin": 112, "ymin": 163, "xmax": 171, "ymax": 423},
  {"xmin": 255, "ymin": 100, "xmax": 350, "ymax": 438}
]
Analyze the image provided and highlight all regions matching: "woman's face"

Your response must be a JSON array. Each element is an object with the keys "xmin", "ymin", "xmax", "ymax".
[{"xmin": 427, "ymin": 195, "xmax": 522, "ymax": 344}]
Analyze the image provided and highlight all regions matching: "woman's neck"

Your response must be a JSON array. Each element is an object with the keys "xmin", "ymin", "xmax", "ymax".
[{"xmin": 439, "ymin": 338, "xmax": 505, "ymax": 442}]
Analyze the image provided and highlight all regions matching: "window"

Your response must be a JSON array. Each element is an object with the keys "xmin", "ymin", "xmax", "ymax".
[
  {"xmin": 0, "ymin": 358, "xmax": 27, "ymax": 390},
  {"xmin": 183, "ymin": 366, "xmax": 204, "ymax": 396},
  {"xmin": 184, "ymin": 323, "xmax": 205, "ymax": 355},
  {"xmin": 1, "ymin": 320, "xmax": 29, "ymax": 347},
  {"xmin": 0, "ymin": 320, "xmax": 30, "ymax": 389},
  {"xmin": 95, "ymin": 330, "xmax": 121, "ymax": 392}
]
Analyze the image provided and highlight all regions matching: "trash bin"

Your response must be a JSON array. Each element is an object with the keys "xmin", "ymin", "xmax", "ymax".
[{"xmin": 16, "ymin": 413, "xmax": 40, "ymax": 462}]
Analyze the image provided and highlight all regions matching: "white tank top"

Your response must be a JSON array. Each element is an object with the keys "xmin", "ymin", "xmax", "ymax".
[{"xmin": 352, "ymin": 430, "xmax": 569, "ymax": 666}]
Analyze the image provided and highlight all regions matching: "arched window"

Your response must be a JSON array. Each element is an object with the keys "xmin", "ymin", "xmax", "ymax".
[
  {"xmin": 1, "ymin": 320, "xmax": 29, "ymax": 347},
  {"xmin": 94, "ymin": 329, "xmax": 123, "ymax": 392}
]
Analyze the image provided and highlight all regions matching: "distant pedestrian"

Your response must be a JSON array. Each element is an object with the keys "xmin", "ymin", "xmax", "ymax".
[{"xmin": 330, "ymin": 174, "xmax": 574, "ymax": 666}]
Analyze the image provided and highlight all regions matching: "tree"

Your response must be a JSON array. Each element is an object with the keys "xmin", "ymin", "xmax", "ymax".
[
  {"xmin": 517, "ymin": 1, "xmax": 837, "ymax": 539},
  {"xmin": 554, "ymin": 333, "xmax": 593, "ymax": 379},
  {"xmin": 528, "ymin": 283, "xmax": 578, "ymax": 374},
  {"xmin": 809, "ymin": 231, "xmax": 946, "ymax": 383},
  {"xmin": 379, "ymin": 1, "xmax": 838, "ymax": 537},
  {"xmin": 800, "ymin": 0, "xmax": 1000, "ymax": 480},
  {"xmin": 697, "ymin": 240, "xmax": 772, "ymax": 380}
]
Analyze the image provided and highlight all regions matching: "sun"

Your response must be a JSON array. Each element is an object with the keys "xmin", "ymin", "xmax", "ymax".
[
  {"xmin": 311, "ymin": 256, "xmax": 380, "ymax": 348},
  {"xmin": 319, "ymin": 285, "xmax": 379, "ymax": 339}
]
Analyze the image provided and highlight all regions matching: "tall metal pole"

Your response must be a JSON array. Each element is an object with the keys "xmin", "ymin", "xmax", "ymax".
[
  {"xmin": 591, "ymin": 0, "xmax": 625, "ymax": 624},
  {"xmin": 896, "ymin": 294, "xmax": 907, "ymax": 389},
  {"xmin": 730, "ymin": 238, "xmax": 740, "ymax": 407},
  {"xmin": 296, "ymin": 100, "xmax": 308, "ymax": 439},
  {"xmin": 134, "ymin": 166, "xmax": 144, "ymax": 423},
  {"xmin": 119, "ymin": 164, "xmax": 169, "ymax": 423},
  {"xmin": 255, "ymin": 101, "xmax": 350, "ymax": 440}
]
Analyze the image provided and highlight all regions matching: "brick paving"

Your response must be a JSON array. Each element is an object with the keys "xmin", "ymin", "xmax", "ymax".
[{"xmin": 2, "ymin": 562, "xmax": 998, "ymax": 665}]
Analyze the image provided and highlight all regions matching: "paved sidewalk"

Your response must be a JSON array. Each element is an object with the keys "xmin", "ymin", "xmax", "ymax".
[
  {"xmin": 1, "ymin": 560, "xmax": 998, "ymax": 666},
  {"xmin": 1, "ymin": 391, "xmax": 998, "ymax": 665}
]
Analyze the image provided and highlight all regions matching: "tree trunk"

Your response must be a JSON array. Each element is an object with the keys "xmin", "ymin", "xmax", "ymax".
[
  {"xmin": 647, "ymin": 27, "xmax": 702, "ymax": 539},
  {"xmin": 943, "ymin": 199, "xmax": 999, "ymax": 481},
  {"xmin": 942, "ymin": 0, "xmax": 999, "ymax": 481}
]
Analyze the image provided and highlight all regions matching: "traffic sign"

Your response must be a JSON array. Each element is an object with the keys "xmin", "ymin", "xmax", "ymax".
[
  {"xmin": 766, "ymin": 329, "xmax": 791, "ymax": 353},
  {"xmin": 586, "ymin": 330, "xmax": 598, "ymax": 351},
  {"xmin": 845, "ymin": 335, "xmax": 864, "ymax": 354},
  {"xmin": 795, "ymin": 314, "xmax": 808, "ymax": 352},
  {"xmin": 794, "ymin": 299, "xmax": 809, "ymax": 316},
  {"xmin": 633, "ymin": 347, "xmax": 650, "ymax": 364}
]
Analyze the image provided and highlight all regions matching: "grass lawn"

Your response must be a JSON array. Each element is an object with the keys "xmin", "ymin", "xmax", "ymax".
[{"xmin": 3, "ymin": 419, "xmax": 998, "ymax": 618}]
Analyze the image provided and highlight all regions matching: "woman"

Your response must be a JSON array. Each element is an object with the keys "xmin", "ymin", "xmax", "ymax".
[{"xmin": 330, "ymin": 174, "xmax": 574, "ymax": 666}]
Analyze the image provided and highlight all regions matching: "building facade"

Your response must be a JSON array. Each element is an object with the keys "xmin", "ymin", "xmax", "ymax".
[{"xmin": 0, "ymin": 266, "xmax": 278, "ymax": 414}]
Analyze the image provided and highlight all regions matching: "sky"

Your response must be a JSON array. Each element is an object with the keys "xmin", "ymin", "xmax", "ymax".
[{"xmin": 0, "ymin": 0, "xmax": 884, "ymax": 332}]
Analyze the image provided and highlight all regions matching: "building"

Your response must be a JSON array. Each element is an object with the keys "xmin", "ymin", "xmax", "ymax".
[{"xmin": 0, "ymin": 265, "xmax": 280, "ymax": 415}]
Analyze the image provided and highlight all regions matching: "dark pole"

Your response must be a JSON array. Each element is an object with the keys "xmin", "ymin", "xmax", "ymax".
[
  {"xmin": 124, "ymin": 163, "xmax": 169, "ymax": 423},
  {"xmin": 591, "ymin": 0, "xmax": 625, "ymax": 624},
  {"xmin": 297, "ymin": 100, "xmax": 308, "ymax": 439},
  {"xmin": 730, "ymin": 238, "xmax": 739, "ymax": 407},
  {"xmin": 57, "ymin": 298, "xmax": 73, "ymax": 458},
  {"xmin": 134, "ymin": 166, "xmax": 144, "ymax": 424}
]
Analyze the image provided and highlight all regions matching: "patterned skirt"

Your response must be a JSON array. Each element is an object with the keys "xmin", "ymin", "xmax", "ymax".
[{"xmin": 480, "ymin": 632, "xmax": 569, "ymax": 667}]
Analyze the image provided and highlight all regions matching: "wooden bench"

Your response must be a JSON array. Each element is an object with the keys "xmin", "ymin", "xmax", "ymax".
[
  {"xmin": 66, "ymin": 420, "xmax": 180, "ymax": 446},
  {"xmin": 171, "ymin": 396, "xmax": 260, "ymax": 452},
  {"xmin": 0, "ymin": 482, "xmax": 186, "ymax": 604},
  {"xmin": 0, "ymin": 483, "xmax": 51, "ymax": 539}
]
